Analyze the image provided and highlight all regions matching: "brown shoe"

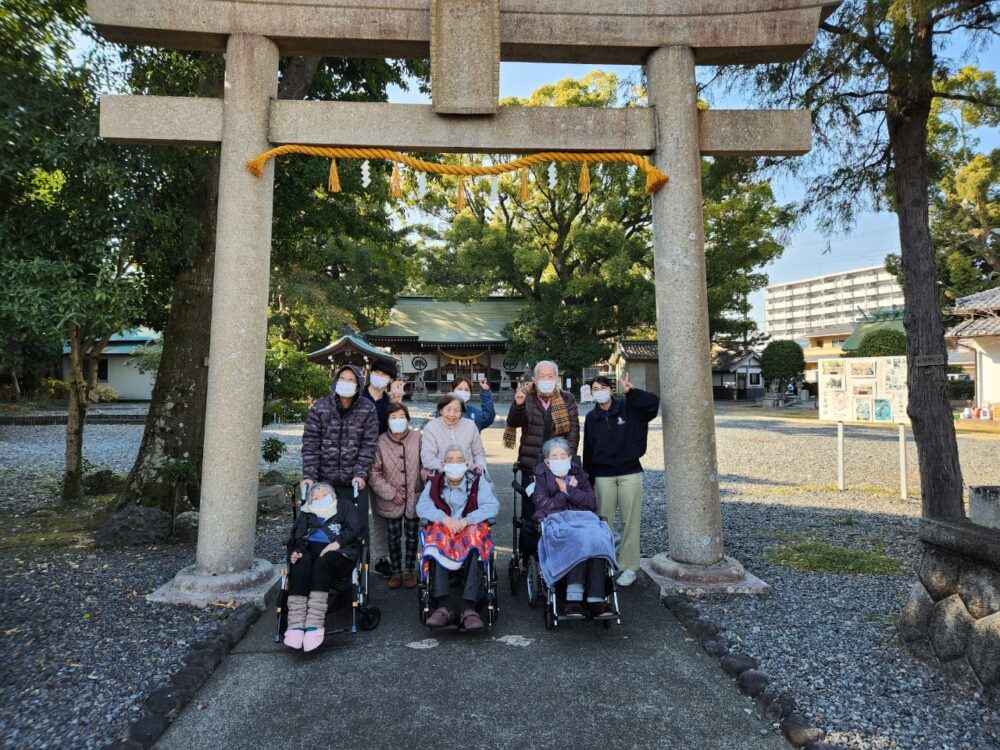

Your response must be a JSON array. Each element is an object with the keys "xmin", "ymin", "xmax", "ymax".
[
  {"xmin": 460, "ymin": 609, "xmax": 485, "ymax": 631},
  {"xmin": 426, "ymin": 607, "xmax": 456, "ymax": 628},
  {"xmin": 402, "ymin": 571, "xmax": 417, "ymax": 589},
  {"xmin": 388, "ymin": 573, "xmax": 402, "ymax": 589}
]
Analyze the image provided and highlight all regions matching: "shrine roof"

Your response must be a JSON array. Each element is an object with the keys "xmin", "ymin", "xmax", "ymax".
[
  {"xmin": 364, "ymin": 297, "xmax": 524, "ymax": 345},
  {"xmin": 952, "ymin": 287, "xmax": 1000, "ymax": 314}
]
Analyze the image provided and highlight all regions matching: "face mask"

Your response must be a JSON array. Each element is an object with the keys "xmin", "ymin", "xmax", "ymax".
[
  {"xmin": 369, "ymin": 373, "xmax": 390, "ymax": 390},
  {"xmin": 454, "ymin": 389, "xmax": 471, "ymax": 403},
  {"xmin": 536, "ymin": 380, "xmax": 557, "ymax": 394},
  {"xmin": 443, "ymin": 463, "xmax": 467, "ymax": 480},
  {"xmin": 335, "ymin": 381, "xmax": 357, "ymax": 398},
  {"xmin": 548, "ymin": 459, "xmax": 572, "ymax": 477},
  {"xmin": 388, "ymin": 417, "xmax": 407, "ymax": 434},
  {"xmin": 309, "ymin": 494, "xmax": 336, "ymax": 520},
  {"xmin": 592, "ymin": 389, "xmax": 612, "ymax": 404}
]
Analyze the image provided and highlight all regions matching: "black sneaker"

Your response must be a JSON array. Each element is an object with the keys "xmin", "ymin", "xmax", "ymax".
[{"xmin": 373, "ymin": 558, "xmax": 393, "ymax": 579}]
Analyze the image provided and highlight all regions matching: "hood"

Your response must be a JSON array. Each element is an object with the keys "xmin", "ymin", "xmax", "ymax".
[{"xmin": 331, "ymin": 364, "xmax": 365, "ymax": 399}]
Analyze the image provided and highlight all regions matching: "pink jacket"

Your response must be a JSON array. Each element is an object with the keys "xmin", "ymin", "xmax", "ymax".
[{"xmin": 369, "ymin": 429, "xmax": 424, "ymax": 519}]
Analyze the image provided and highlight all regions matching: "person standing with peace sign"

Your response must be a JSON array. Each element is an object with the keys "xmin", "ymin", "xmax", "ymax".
[{"xmin": 582, "ymin": 372, "xmax": 660, "ymax": 587}]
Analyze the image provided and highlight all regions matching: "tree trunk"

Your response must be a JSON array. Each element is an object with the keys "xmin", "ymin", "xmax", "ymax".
[
  {"xmin": 117, "ymin": 56, "xmax": 321, "ymax": 513},
  {"xmin": 116, "ymin": 153, "xmax": 219, "ymax": 512},
  {"xmin": 63, "ymin": 330, "xmax": 88, "ymax": 501},
  {"xmin": 887, "ymin": 27, "xmax": 965, "ymax": 520}
]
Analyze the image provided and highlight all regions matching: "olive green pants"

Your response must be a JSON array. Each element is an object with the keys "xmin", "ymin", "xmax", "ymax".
[{"xmin": 594, "ymin": 473, "xmax": 643, "ymax": 572}]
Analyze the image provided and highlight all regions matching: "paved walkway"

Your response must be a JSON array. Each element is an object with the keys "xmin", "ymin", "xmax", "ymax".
[{"xmin": 157, "ymin": 430, "xmax": 785, "ymax": 750}]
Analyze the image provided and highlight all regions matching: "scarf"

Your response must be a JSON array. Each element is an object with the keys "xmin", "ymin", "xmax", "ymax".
[{"xmin": 503, "ymin": 382, "xmax": 570, "ymax": 450}]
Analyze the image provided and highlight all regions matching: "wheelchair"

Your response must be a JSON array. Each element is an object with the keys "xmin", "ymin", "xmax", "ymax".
[
  {"xmin": 416, "ymin": 520, "xmax": 499, "ymax": 631},
  {"xmin": 508, "ymin": 463, "xmax": 621, "ymax": 631},
  {"xmin": 273, "ymin": 485, "xmax": 381, "ymax": 644}
]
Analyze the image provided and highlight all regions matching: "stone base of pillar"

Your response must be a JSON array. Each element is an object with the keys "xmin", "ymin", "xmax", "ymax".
[
  {"xmin": 640, "ymin": 552, "xmax": 771, "ymax": 597},
  {"xmin": 147, "ymin": 558, "xmax": 280, "ymax": 607}
]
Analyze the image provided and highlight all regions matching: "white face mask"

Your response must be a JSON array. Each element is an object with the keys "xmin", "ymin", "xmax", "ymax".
[
  {"xmin": 309, "ymin": 494, "xmax": 336, "ymax": 520},
  {"xmin": 335, "ymin": 380, "xmax": 357, "ymax": 398},
  {"xmin": 548, "ymin": 458, "xmax": 572, "ymax": 477},
  {"xmin": 592, "ymin": 389, "xmax": 612, "ymax": 404},
  {"xmin": 454, "ymin": 389, "xmax": 471, "ymax": 403},
  {"xmin": 443, "ymin": 463, "xmax": 467, "ymax": 480},
  {"xmin": 388, "ymin": 417, "xmax": 407, "ymax": 434},
  {"xmin": 369, "ymin": 373, "xmax": 390, "ymax": 390},
  {"xmin": 536, "ymin": 379, "xmax": 557, "ymax": 394}
]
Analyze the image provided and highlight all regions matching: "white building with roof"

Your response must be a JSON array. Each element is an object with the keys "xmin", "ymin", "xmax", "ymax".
[
  {"xmin": 764, "ymin": 265, "xmax": 905, "ymax": 341},
  {"xmin": 947, "ymin": 287, "xmax": 1000, "ymax": 407},
  {"xmin": 61, "ymin": 328, "xmax": 159, "ymax": 400}
]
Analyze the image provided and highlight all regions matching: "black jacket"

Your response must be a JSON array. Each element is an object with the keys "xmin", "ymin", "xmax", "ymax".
[
  {"xmin": 288, "ymin": 501, "xmax": 362, "ymax": 561},
  {"xmin": 582, "ymin": 388, "xmax": 660, "ymax": 478}
]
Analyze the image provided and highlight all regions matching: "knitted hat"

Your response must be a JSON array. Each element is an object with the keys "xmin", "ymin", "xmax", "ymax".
[{"xmin": 371, "ymin": 357, "xmax": 398, "ymax": 379}]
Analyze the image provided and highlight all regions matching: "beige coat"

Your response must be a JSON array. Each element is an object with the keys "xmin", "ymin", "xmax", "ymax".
[
  {"xmin": 369, "ymin": 428, "xmax": 424, "ymax": 519},
  {"xmin": 420, "ymin": 416, "xmax": 487, "ymax": 474}
]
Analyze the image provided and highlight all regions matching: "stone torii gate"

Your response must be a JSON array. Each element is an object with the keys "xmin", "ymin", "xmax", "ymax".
[{"xmin": 88, "ymin": 0, "xmax": 838, "ymax": 603}]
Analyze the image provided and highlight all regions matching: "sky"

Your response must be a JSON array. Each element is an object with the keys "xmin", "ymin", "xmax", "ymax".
[{"xmin": 387, "ymin": 43, "xmax": 999, "ymax": 330}]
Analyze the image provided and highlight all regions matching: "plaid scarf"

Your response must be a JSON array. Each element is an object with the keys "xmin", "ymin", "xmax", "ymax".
[{"xmin": 503, "ymin": 383, "xmax": 570, "ymax": 450}]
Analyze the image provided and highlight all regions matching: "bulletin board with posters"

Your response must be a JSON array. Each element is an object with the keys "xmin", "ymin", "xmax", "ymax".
[{"xmin": 818, "ymin": 356, "xmax": 909, "ymax": 424}]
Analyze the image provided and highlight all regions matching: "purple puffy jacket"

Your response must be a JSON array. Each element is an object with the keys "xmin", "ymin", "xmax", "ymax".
[{"xmin": 301, "ymin": 364, "xmax": 379, "ymax": 485}]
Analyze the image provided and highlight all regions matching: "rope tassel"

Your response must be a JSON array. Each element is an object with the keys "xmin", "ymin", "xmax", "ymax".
[
  {"xmin": 390, "ymin": 161, "xmax": 402, "ymax": 198},
  {"xmin": 520, "ymin": 167, "xmax": 530, "ymax": 201},
  {"xmin": 578, "ymin": 162, "xmax": 591, "ymax": 194},
  {"xmin": 456, "ymin": 175, "xmax": 466, "ymax": 211},
  {"xmin": 328, "ymin": 158, "xmax": 341, "ymax": 193}
]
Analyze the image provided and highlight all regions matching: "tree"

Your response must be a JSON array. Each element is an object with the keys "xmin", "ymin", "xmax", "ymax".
[
  {"xmin": 760, "ymin": 340, "xmax": 805, "ymax": 390},
  {"xmin": 0, "ymin": 1, "xmax": 174, "ymax": 500},
  {"xmin": 116, "ymin": 47, "xmax": 427, "ymax": 511},
  {"xmin": 848, "ymin": 328, "xmax": 908, "ymax": 357},
  {"xmin": 414, "ymin": 72, "xmax": 791, "ymax": 382},
  {"xmin": 885, "ymin": 67, "xmax": 1000, "ymax": 308},
  {"xmin": 725, "ymin": 0, "xmax": 1000, "ymax": 519}
]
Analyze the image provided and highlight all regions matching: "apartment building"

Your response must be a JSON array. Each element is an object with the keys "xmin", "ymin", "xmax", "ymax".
[{"xmin": 764, "ymin": 265, "xmax": 905, "ymax": 342}]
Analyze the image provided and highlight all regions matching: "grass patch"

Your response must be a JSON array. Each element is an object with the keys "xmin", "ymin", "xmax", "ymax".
[
  {"xmin": 763, "ymin": 541, "xmax": 903, "ymax": 575},
  {"xmin": 831, "ymin": 516, "xmax": 857, "ymax": 526}
]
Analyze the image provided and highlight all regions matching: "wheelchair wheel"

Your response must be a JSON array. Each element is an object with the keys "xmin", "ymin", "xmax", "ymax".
[
  {"xmin": 544, "ymin": 607, "xmax": 556, "ymax": 631},
  {"xmin": 526, "ymin": 557, "xmax": 541, "ymax": 608},
  {"xmin": 418, "ymin": 587, "xmax": 431, "ymax": 625},
  {"xmin": 507, "ymin": 558, "xmax": 519, "ymax": 595},
  {"xmin": 359, "ymin": 606, "xmax": 381, "ymax": 631}
]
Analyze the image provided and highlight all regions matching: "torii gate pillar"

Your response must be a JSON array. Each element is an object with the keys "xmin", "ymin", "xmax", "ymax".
[
  {"xmin": 642, "ymin": 47, "xmax": 768, "ymax": 593},
  {"xmin": 150, "ymin": 34, "xmax": 282, "ymax": 604}
]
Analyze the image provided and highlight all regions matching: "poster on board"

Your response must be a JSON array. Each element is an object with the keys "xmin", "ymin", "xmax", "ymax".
[{"xmin": 819, "ymin": 356, "xmax": 909, "ymax": 424}]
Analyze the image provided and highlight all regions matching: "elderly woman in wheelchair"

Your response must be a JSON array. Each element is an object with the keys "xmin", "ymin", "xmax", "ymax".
[
  {"xmin": 533, "ymin": 438, "xmax": 619, "ymax": 623},
  {"xmin": 416, "ymin": 445, "xmax": 500, "ymax": 631}
]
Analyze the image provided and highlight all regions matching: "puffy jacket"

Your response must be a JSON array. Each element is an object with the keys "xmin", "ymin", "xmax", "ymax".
[
  {"xmin": 369, "ymin": 428, "xmax": 424, "ymax": 519},
  {"xmin": 532, "ymin": 461, "xmax": 596, "ymax": 520},
  {"xmin": 301, "ymin": 364, "xmax": 379, "ymax": 485},
  {"xmin": 582, "ymin": 387, "xmax": 660, "ymax": 478},
  {"xmin": 505, "ymin": 388, "xmax": 579, "ymax": 471},
  {"xmin": 287, "ymin": 500, "xmax": 362, "ymax": 562}
]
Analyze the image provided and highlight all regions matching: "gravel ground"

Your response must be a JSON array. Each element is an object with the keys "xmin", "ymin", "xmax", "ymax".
[
  {"xmin": 1, "ymin": 409, "xmax": 998, "ymax": 749},
  {"xmin": 638, "ymin": 412, "xmax": 1000, "ymax": 750}
]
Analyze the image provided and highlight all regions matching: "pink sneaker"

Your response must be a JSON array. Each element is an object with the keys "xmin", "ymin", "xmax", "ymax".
[
  {"xmin": 283, "ymin": 628, "xmax": 305, "ymax": 650},
  {"xmin": 302, "ymin": 627, "xmax": 325, "ymax": 652}
]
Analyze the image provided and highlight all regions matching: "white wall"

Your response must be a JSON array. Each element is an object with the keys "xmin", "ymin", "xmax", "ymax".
[
  {"xmin": 62, "ymin": 356, "xmax": 155, "ymax": 400},
  {"xmin": 971, "ymin": 337, "xmax": 1000, "ymax": 406}
]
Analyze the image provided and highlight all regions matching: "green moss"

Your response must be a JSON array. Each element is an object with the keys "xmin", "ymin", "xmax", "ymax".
[
  {"xmin": 0, "ymin": 529, "xmax": 92, "ymax": 549},
  {"xmin": 763, "ymin": 541, "xmax": 903, "ymax": 575}
]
